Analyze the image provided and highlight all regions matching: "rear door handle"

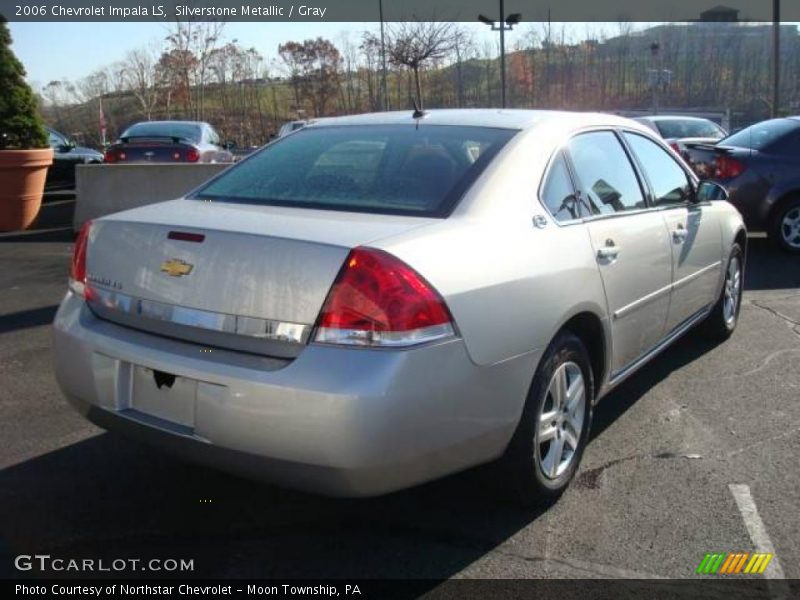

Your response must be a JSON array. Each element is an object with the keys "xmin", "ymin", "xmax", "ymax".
[{"xmin": 597, "ymin": 245, "xmax": 621, "ymax": 259}]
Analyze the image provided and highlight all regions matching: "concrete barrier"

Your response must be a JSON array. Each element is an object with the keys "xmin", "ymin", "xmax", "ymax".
[{"xmin": 74, "ymin": 163, "xmax": 231, "ymax": 230}]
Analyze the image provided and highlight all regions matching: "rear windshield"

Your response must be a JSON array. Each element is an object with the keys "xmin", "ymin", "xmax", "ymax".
[
  {"xmin": 721, "ymin": 119, "xmax": 799, "ymax": 150},
  {"xmin": 655, "ymin": 119, "xmax": 725, "ymax": 140},
  {"xmin": 193, "ymin": 125, "xmax": 517, "ymax": 216},
  {"xmin": 121, "ymin": 122, "xmax": 202, "ymax": 143}
]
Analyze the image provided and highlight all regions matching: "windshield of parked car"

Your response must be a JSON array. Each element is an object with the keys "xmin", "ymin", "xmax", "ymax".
[
  {"xmin": 655, "ymin": 119, "xmax": 726, "ymax": 140},
  {"xmin": 120, "ymin": 122, "xmax": 202, "ymax": 143},
  {"xmin": 193, "ymin": 125, "xmax": 517, "ymax": 216},
  {"xmin": 720, "ymin": 119, "xmax": 799, "ymax": 150}
]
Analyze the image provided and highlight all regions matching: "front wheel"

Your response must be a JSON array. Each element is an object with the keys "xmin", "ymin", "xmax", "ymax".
[
  {"xmin": 499, "ymin": 331, "xmax": 594, "ymax": 503},
  {"xmin": 701, "ymin": 244, "xmax": 743, "ymax": 340}
]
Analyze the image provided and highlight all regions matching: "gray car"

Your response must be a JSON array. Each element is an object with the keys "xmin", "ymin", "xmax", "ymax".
[{"xmin": 53, "ymin": 110, "xmax": 746, "ymax": 501}]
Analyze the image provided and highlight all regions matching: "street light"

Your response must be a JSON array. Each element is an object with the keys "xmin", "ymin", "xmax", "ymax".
[{"xmin": 478, "ymin": 1, "xmax": 521, "ymax": 108}]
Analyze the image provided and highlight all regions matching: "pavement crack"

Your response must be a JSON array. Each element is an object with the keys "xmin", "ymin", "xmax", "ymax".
[{"xmin": 751, "ymin": 300, "xmax": 800, "ymax": 340}]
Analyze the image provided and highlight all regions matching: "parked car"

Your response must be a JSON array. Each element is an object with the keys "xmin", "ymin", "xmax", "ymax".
[
  {"xmin": 277, "ymin": 120, "xmax": 307, "ymax": 137},
  {"xmin": 53, "ymin": 110, "xmax": 745, "ymax": 501},
  {"xmin": 682, "ymin": 116, "xmax": 800, "ymax": 252},
  {"xmin": 45, "ymin": 127, "xmax": 104, "ymax": 190},
  {"xmin": 103, "ymin": 121, "xmax": 234, "ymax": 164},
  {"xmin": 634, "ymin": 115, "xmax": 727, "ymax": 156}
]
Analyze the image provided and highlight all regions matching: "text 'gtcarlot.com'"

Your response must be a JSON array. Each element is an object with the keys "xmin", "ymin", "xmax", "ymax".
[{"xmin": 13, "ymin": 554, "xmax": 194, "ymax": 572}]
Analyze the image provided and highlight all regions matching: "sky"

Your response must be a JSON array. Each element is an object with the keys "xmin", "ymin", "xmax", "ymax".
[{"xmin": 8, "ymin": 20, "xmax": 596, "ymax": 90}]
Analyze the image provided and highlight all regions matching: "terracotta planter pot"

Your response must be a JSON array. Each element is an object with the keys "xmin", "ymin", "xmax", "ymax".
[{"xmin": 0, "ymin": 147, "xmax": 54, "ymax": 232}]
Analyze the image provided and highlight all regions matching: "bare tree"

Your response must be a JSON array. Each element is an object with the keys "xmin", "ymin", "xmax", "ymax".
[
  {"xmin": 123, "ymin": 46, "xmax": 160, "ymax": 119},
  {"xmin": 386, "ymin": 20, "xmax": 456, "ymax": 109}
]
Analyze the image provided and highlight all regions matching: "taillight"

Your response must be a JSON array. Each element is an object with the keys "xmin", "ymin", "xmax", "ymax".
[
  {"xmin": 713, "ymin": 155, "xmax": 746, "ymax": 179},
  {"xmin": 314, "ymin": 247, "xmax": 455, "ymax": 347},
  {"xmin": 669, "ymin": 142, "xmax": 681, "ymax": 154},
  {"xmin": 69, "ymin": 220, "xmax": 93, "ymax": 299},
  {"xmin": 103, "ymin": 150, "xmax": 115, "ymax": 163},
  {"xmin": 186, "ymin": 148, "xmax": 200, "ymax": 162}
]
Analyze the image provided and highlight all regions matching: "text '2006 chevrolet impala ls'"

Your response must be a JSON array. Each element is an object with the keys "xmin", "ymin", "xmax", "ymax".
[{"xmin": 53, "ymin": 110, "xmax": 746, "ymax": 501}]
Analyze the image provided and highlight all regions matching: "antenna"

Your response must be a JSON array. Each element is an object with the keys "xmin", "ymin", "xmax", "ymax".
[{"xmin": 412, "ymin": 97, "xmax": 426, "ymax": 120}]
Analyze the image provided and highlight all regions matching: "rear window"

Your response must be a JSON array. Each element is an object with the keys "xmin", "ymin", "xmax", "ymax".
[
  {"xmin": 721, "ymin": 119, "xmax": 800, "ymax": 150},
  {"xmin": 656, "ymin": 119, "xmax": 725, "ymax": 140},
  {"xmin": 121, "ymin": 122, "xmax": 202, "ymax": 143},
  {"xmin": 193, "ymin": 125, "xmax": 517, "ymax": 216}
]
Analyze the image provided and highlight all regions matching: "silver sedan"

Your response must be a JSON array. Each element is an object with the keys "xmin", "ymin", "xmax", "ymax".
[{"xmin": 53, "ymin": 110, "xmax": 746, "ymax": 500}]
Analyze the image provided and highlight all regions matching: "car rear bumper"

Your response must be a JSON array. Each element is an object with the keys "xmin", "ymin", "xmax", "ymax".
[{"xmin": 53, "ymin": 292, "xmax": 538, "ymax": 496}]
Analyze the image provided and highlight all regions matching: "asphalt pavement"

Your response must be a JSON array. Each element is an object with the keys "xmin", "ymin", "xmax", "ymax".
[{"xmin": 1, "ymin": 197, "xmax": 798, "ymax": 584}]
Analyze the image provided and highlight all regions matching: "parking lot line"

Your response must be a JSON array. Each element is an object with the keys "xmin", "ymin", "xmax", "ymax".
[{"xmin": 728, "ymin": 484, "xmax": 785, "ymax": 580}]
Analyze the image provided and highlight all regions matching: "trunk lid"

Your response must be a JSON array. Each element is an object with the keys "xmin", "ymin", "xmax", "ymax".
[
  {"xmin": 86, "ymin": 199, "xmax": 436, "ymax": 357},
  {"xmin": 109, "ymin": 138, "xmax": 197, "ymax": 163}
]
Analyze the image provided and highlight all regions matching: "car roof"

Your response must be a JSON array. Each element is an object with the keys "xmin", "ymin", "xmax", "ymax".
[
  {"xmin": 635, "ymin": 115, "xmax": 715, "ymax": 123},
  {"xmin": 126, "ymin": 120, "xmax": 207, "ymax": 127},
  {"xmin": 306, "ymin": 109, "xmax": 638, "ymax": 131}
]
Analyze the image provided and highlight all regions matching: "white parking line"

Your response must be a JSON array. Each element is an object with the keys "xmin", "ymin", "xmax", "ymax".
[{"xmin": 728, "ymin": 483, "xmax": 785, "ymax": 580}]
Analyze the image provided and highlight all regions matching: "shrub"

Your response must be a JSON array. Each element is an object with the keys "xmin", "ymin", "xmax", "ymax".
[{"xmin": 0, "ymin": 15, "xmax": 48, "ymax": 149}]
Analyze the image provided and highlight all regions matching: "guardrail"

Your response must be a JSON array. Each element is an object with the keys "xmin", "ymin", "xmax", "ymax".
[{"xmin": 74, "ymin": 163, "xmax": 231, "ymax": 231}]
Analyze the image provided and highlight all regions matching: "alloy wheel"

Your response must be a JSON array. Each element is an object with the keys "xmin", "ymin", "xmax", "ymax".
[
  {"xmin": 723, "ymin": 255, "xmax": 742, "ymax": 327},
  {"xmin": 780, "ymin": 207, "xmax": 800, "ymax": 249},
  {"xmin": 536, "ymin": 361, "xmax": 585, "ymax": 479}
]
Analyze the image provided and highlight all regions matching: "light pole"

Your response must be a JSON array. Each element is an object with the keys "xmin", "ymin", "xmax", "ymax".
[
  {"xmin": 772, "ymin": 0, "xmax": 780, "ymax": 117},
  {"xmin": 379, "ymin": 0, "xmax": 388, "ymax": 111},
  {"xmin": 478, "ymin": 1, "xmax": 521, "ymax": 108}
]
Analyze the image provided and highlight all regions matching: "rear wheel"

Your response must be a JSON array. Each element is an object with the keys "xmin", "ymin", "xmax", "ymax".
[
  {"xmin": 499, "ymin": 331, "xmax": 593, "ymax": 503},
  {"xmin": 701, "ymin": 244, "xmax": 743, "ymax": 340},
  {"xmin": 770, "ymin": 197, "xmax": 800, "ymax": 253}
]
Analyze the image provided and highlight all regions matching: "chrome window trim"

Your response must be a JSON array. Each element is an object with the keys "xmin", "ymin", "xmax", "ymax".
[{"xmin": 536, "ymin": 125, "xmax": 704, "ymax": 228}]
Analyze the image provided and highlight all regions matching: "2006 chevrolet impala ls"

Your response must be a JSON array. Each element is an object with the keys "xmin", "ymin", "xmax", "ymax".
[{"xmin": 53, "ymin": 110, "xmax": 746, "ymax": 500}]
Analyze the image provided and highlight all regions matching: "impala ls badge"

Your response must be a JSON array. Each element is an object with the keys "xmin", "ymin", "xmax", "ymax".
[{"xmin": 160, "ymin": 259, "xmax": 194, "ymax": 277}]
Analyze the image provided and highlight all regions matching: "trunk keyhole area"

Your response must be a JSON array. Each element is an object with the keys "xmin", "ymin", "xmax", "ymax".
[{"xmin": 153, "ymin": 370, "xmax": 176, "ymax": 390}]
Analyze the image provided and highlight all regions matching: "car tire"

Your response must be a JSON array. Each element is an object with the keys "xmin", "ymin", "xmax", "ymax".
[
  {"xmin": 770, "ymin": 197, "xmax": 800, "ymax": 254},
  {"xmin": 701, "ymin": 244, "xmax": 744, "ymax": 340},
  {"xmin": 499, "ymin": 330, "xmax": 594, "ymax": 504}
]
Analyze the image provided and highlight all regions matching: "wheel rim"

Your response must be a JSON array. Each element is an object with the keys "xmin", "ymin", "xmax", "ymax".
[
  {"xmin": 536, "ymin": 361, "xmax": 585, "ymax": 480},
  {"xmin": 723, "ymin": 255, "xmax": 742, "ymax": 327},
  {"xmin": 781, "ymin": 207, "xmax": 800, "ymax": 249}
]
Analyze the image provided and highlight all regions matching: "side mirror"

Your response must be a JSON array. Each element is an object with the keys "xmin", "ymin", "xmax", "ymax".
[
  {"xmin": 223, "ymin": 140, "xmax": 236, "ymax": 150},
  {"xmin": 57, "ymin": 143, "xmax": 73, "ymax": 153},
  {"xmin": 695, "ymin": 180, "xmax": 728, "ymax": 203}
]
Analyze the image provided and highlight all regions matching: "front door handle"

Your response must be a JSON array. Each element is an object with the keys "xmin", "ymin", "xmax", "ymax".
[{"xmin": 673, "ymin": 224, "xmax": 688, "ymax": 243}]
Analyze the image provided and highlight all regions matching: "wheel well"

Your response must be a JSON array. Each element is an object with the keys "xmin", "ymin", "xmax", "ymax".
[{"xmin": 561, "ymin": 312, "xmax": 606, "ymax": 395}]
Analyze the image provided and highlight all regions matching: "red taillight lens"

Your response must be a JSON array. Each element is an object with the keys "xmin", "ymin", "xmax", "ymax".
[
  {"xmin": 669, "ymin": 142, "xmax": 681, "ymax": 154},
  {"xmin": 186, "ymin": 148, "xmax": 200, "ymax": 162},
  {"xmin": 314, "ymin": 247, "xmax": 455, "ymax": 347},
  {"xmin": 103, "ymin": 150, "xmax": 115, "ymax": 163},
  {"xmin": 713, "ymin": 155, "xmax": 746, "ymax": 179},
  {"xmin": 69, "ymin": 220, "xmax": 93, "ymax": 298}
]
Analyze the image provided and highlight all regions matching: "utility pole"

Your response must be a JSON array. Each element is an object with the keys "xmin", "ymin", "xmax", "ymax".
[
  {"xmin": 772, "ymin": 0, "xmax": 780, "ymax": 117},
  {"xmin": 478, "ymin": 1, "xmax": 521, "ymax": 108}
]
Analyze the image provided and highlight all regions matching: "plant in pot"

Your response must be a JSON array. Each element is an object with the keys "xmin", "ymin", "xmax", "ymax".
[{"xmin": 0, "ymin": 15, "xmax": 52, "ymax": 232}]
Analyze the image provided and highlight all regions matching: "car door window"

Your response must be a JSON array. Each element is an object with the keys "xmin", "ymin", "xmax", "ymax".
[
  {"xmin": 541, "ymin": 152, "xmax": 581, "ymax": 221},
  {"xmin": 623, "ymin": 132, "xmax": 693, "ymax": 206},
  {"xmin": 566, "ymin": 131, "xmax": 645, "ymax": 215}
]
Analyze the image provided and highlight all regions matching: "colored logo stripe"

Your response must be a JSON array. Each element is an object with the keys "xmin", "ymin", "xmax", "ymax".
[{"xmin": 697, "ymin": 552, "xmax": 774, "ymax": 575}]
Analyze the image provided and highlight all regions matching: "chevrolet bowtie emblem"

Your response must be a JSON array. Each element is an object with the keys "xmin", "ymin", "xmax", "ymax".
[{"xmin": 160, "ymin": 259, "xmax": 194, "ymax": 277}]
